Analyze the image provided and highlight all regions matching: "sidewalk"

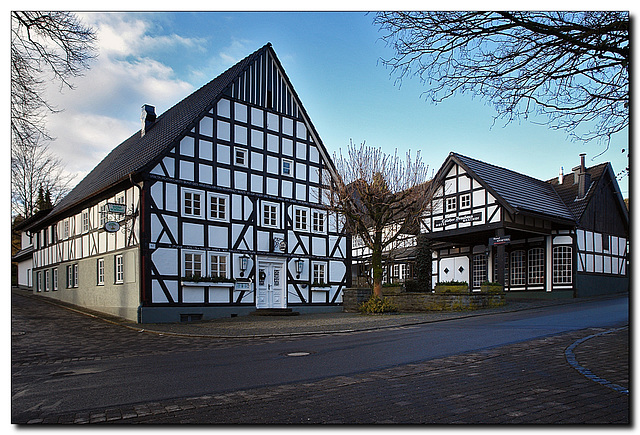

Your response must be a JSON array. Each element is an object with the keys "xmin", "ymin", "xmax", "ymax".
[{"xmin": 15, "ymin": 287, "xmax": 623, "ymax": 338}]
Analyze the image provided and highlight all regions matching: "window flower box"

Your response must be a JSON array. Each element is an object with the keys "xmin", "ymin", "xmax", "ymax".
[{"xmin": 434, "ymin": 281, "xmax": 469, "ymax": 293}]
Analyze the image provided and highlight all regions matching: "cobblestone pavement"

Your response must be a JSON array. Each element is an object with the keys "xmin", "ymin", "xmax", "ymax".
[{"xmin": 12, "ymin": 289, "xmax": 629, "ymax": 424}]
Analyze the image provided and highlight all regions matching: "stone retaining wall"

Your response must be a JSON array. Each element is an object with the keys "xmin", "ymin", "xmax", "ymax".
[{"xmin": 342, "ymin": 287, "xmax": 506, "ymax": 313}]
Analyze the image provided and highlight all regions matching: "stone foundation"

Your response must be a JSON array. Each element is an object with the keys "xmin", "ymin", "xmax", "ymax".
[{"xmin": 342, "ymin": 287, "xmax": 506, "ymax": 313}]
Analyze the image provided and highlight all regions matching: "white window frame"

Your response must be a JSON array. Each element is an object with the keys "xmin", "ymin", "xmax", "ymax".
[
  {"xmin": 97, "ymin": 258, "xmax": 105, "ymax": 285},
  {"xmin": 99, "ymin": 204, "xmax": 108, "ymax": 227},
  {"xmin": 293, "ymin": 206, "xmax": 308, "ymax": 231},
  {"xmin": 66, "ymin": 265, "xmax": 73, "ymax": 288},
  {"xmin": 45, "ymin": 269, "xmax": 50, "ymax": 292},
  {"xmin": 553, "ymin": 246, "xmax": 572, "ymax": 284},
  {"xmin": 262, "ymin": 201, "xmax": 279, "ymax": 228},
  {"xmin": 208, "ymin": 253, "xmax": 229, "ymax": 278},
  {"xmin": 234, "ymin": 147, "xmax": 248, "ymax": 167},
  {"xmin": 281, "ymin": 158, "xmax": 293, "ymax": 177},
  {"xmin": 82, "ymin": 210, "xmax": 90, "ymax": 233},
  {"xmin": 64, "ymin": 219, "xmax": 70, "ymax": 239},
  {"xmin": 312, "ymin": 210, "xmax": 326, "ymax": 234},
  {"xmin": 312, "ymin": 262, "xmax": 327, "ymax": 286},
  {"xmin": 528, "ymin": 248, "xmax": 545, "ymax": 285},
  {"xmin": 114, "ymin": 255, "xmax": 124, "ymax": 284},
  {"xmin": 182, "ymin": 188, "xmax": 204, "ymax": 218},
  {"xmin": 460, "ymin": 193, "xmax": 471, "ymax": 209},
  {"xmin": 36, "ymin": 271, "xmax": 42, "ymax": 292},
  {"xmin": 183, "ymin": 250, "xmax": 205, "ymax": 279},
  {"xmin": 472, "ymin": 254, "xmax": 488, "ymax": 288},
  {"xmin": 446, "ymin": 197, "xmax": 457, "ymax": 212},
  {"xmin": 510, "ymin": 250, "xmax": 526, "ymax": 286},
  {"xmin": 208, "ymin": 192, "xmax": 229, "ymax": 222},
  {"xmin": 52, "ymin": 268, "xmax": 58, "ymax": 291}
]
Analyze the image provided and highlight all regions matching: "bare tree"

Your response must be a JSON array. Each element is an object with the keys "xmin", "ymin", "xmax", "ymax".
[
  {"xmin": 326, "ymin": 141, "xmax": 431, "ymax": 297},
  {"xmin": 374, "ymin": 11, "xmax": 629, "ymax": 146},
  {"xmin": 11, "ymin": 141, "xmax": 75, "ymax": 219},
  {"xmin": 11, "ymin": 11, "xmax": 97, "ymax": 148},
  {"xmin": 11, "ymin": 11, "xmax": 96, "ymax": 218}
]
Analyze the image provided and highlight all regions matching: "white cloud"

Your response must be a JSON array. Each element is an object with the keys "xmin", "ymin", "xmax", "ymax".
[{"xmin": 44, "ymin": 13, "xmax": 200, "ymax": 180}]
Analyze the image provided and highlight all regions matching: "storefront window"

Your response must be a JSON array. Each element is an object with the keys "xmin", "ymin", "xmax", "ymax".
[
  {"xmin": 472, "ymin": 254, "xmax": 487, "ymax": 288},
  {"xmin": 528, "ymin": 248, "xmax": 545, "ymax": 284},
  {"xmin": 510, "ymin": 250, "xmax": 526, "ymax": 286},
  {"xmin": 553, "ymin": 246, "xmax": 572, "ymax": 284}
]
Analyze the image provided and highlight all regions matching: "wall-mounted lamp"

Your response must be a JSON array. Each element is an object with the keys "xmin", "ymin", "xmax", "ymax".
[
  {"xmin": 295, "ymin": 258, "xmax": 304, "ymax": 279},
  {"xmin": 239, "ymin": 254, "xmax": 249, "ymax": 277}
]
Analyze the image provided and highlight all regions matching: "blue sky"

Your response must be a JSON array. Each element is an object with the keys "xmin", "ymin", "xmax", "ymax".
[{"xmin": 41, "ymin": 11, "xmax": 629, "ymax": 197}]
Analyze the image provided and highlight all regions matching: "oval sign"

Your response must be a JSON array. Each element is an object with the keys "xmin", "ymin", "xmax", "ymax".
[{"xmin": 104, "ymin": 221, "xmax": 120, "ymax": 233}]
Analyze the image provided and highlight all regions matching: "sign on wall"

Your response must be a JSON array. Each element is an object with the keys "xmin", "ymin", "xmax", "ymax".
[
  {"xmin": 434, "ymin": 212, "xmax": 482, "ymax": 228},
  {"xmin": 489, "ymin": 235, "xmax": 511, "ymax": 246}
]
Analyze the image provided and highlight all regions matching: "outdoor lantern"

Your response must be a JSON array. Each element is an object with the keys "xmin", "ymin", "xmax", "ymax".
[
  {"xmin": 295, "ymin": 258, "xmax": 304, "ymax": 278},
  {"xmin": 239, "ymin": 254, "xmax": 249, "ymax": 277}
]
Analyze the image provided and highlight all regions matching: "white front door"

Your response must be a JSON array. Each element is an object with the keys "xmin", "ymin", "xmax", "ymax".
[
  {"xmin": 256, "ymin": 257, "xmax": 287, "ymax": 309},
  {"xmin": 439, "ymin": 256, "xmax": 469, "ymax": 283}
]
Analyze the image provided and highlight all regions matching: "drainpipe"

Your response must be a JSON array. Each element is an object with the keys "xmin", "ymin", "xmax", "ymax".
[{"xmin": 130, "ymin": 174, "xmax": 145, "ymax": 323}]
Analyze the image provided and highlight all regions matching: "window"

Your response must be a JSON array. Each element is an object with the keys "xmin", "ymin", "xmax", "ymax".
[
  {"xmin": 262, "ymin": 202, "xmax": 278, "ymax": 228},
  {"xmin": 115, "ymin": 255, "xmax": 124, "ymax": 284},
  {"xmin": 472, "ymin": 254, "xmax": 488, "ymax": 288},
  {"xmin": 36, "ymin": 271, "xmax": 42, "ymax": 292},
  {"xmin": 282, "ymin": 159, "xmax": 293, "ymax": 176},
  {"xmin": 99, "ymin": 204, "xmax": 108, "ymax": 226},
  {"xmin": 64, "ymin": 220, "xmax": 70, "ymax": 239},
  {"xmin": 312, "ymin": 211, "xmax": 325, "ymax": 233},
  {"xmin": 209, "ymin": 254, "xmax": 228, "ymax": 278},
  {"xmin": 528, "ymin": 248, "xmax": 545, "ymax": 285},
  {"xmin": 97, "ymin": 258, "xmax": 105, "ymax": 285},
  {"xmin": 294, "ymin": 207, "xmax": 308, "ymax": 231},
  {"xmin": 510, "ymin": 250, "xmax": 526, "ymax": 286},
  {"xmin": 312, "ymin": 263, "xmax": 326, "ymax": 285},
  {"xmin": 45, "ymin": 270, "xmax": 50, "ymax": 291},
  {"xmin": 82, "ymin": 211, "xmax": 90, "ymax": 232},
  {"xmin": 234, "ymin": 148, "xmax": 248, "ymax": 167},
  {"xmin": 52, "ymin": 268, "xmax": 58, "ymax": 291},
  {"xmin": 183, "ymin": 251, "xmax": 203, "ymax": 279},
  {"xmin": 446, "ymin": 197, "xmax": 457, "ymax": 212},
  {"xmin": 67, "ymin": 265, "xmax": 73, "ymax": 288},
  {"xmin": 116, "ymin": 195, "xmax": 125, "ymax": 205},
  {"xmin": 183, "ymin": 189, "xmax": 203, "ymax": 218},
  {"xmin": 460, "ymin": 194, "xmax": 471, "ymax": 209},
  {"xmin": 72, "ymin": 264, "xmax": 78, "ymax": 287},
  {"xmin": 553, "ymin": 246, "xmax": 572, "ymax": 284},
  {"xmin": 208, "ymin": 193, "xmax": 228, "ymax": 221}
]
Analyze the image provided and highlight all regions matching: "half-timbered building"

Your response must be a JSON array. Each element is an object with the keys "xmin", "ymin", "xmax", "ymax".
[
  {"xmin": 421, "ymin": 152, "xmax": 629, "ymax": 297},
  {"xmin": 22, "ymin": 43, "xmax": 351, "ymax": 323}
]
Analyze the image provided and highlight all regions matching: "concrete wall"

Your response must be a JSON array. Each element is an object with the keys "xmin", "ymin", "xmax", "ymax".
[
  {"xmin": 35, "ymin": 247, "xmax": 140, "ymax": 322},
  {"xmin": 576, "ymin": 274, "xmax": 629, "ymax": 298}
]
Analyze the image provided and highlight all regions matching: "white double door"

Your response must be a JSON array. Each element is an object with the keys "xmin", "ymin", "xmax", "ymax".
[
  {"xmin": 439, "ymin": 256, "xmax": 469, "ymax": 283},
  {"xmin": 256, "ymin": 257, "xmax": 287, "ymax": 309}
]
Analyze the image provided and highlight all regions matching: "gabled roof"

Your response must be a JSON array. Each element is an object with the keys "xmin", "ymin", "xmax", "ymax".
[
  {"xmin": 546, "ymin": 162, "xmax": 608, "ymax": 220},
  {"xmin": 26, "ymin": 43, "xmax": 335, "ymax": 231},
  {"xmin": 547, "ymin": 162, "xmax": 628, "ymax": 225},
  {"xmin": 437, "ymin": 152, "xmax": 576, "ymax": 222}
]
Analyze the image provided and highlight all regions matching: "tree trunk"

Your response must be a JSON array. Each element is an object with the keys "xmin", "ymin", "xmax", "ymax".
[{"xmin": 371, "ymin": 231, "xmax": 384, "ymax": 298}]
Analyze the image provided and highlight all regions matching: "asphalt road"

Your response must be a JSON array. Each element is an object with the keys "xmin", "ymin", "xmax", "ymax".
[{"xmin": 12, "ymin": 293, "xmax": 628, "ymax": 424}]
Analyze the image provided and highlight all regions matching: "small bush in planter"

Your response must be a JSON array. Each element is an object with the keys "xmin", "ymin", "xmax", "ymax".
[
  {"xmin": 480, "ymin": 281, "xmax": 504, "ymax": 293},
  {"xmin": 434, "ymin": 281, "xmax": 469, "ymax": 293},
  {"xmin": 404, "ymin": 279, "xmax": 429, "ymax": 293},
  {"xmin": 359, "ymin": 296, "xmax": 399, "ymax": 314}
]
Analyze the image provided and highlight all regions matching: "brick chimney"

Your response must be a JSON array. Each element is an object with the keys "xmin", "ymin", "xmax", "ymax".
[
  {"xmin": 574, "ymin": 153, "xmax": 591, "ymax": 199},
  {"xmin": 141, "ymin": 104, "xmax": 156, "ymax": 137}
]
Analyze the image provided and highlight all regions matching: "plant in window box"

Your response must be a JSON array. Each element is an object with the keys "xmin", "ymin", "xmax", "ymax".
[
  {"xmin": 434, "ymin": 280, "xmax": 469, "ymax": 293},
  {"xmin": 181, "ymin": 275, "xmax": 236, "ymax": 286},
  {"xmin": 310, "ymin": 281, "xmax": 331, "ymax": 289},
  {"xmin": 480, "ymin": 281, "xmax": 503, "ymax": 293}
]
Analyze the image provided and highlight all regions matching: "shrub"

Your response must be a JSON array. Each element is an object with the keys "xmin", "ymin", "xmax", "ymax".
[
  {"xmin": 404, "ymin": 279, "xmax": 428, "ymax": 292},
  {"xmin": 359, "ymin": 296, "xmax": 399, "ymax": 314}
]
